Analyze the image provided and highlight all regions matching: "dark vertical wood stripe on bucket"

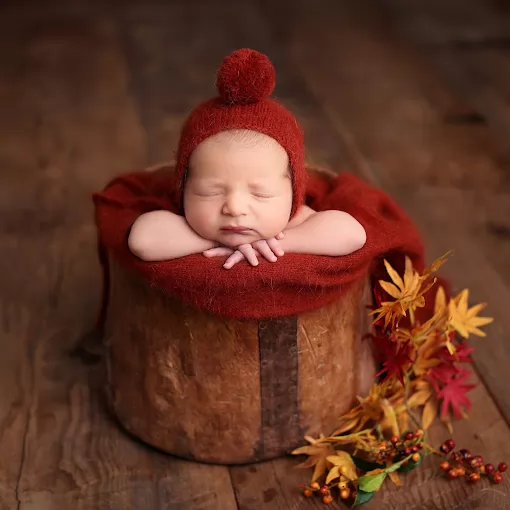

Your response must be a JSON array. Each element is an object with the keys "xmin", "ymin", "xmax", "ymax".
[{"xmin": 256, "ymin": 315, "xmax": 300, "ymax": 458}]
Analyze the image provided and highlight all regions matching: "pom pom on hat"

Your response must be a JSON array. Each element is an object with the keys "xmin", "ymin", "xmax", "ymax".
[{"xmin": 216, "ymin": 49, "xmax": 276, "ymax": 105}]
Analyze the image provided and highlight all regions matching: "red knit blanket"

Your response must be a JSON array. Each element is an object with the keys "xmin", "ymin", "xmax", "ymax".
[{"xmin": 92, "ymin": 166, "xmax": 425, "ymax": 323}]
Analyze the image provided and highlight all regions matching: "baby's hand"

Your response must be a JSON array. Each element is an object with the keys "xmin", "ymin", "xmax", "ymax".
[{"xmin": 202, "ymin": 232, "xmax": 285, "ymax": 269}]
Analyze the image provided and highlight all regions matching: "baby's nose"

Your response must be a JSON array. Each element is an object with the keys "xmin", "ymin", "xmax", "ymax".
[{"xmin": 222, "ymin": 192, "xmax": 246, "ymax": 216}]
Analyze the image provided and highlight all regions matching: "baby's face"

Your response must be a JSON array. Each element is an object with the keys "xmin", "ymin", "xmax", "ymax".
[{"xmin": 183, "ymin": 130, "xmax": 293, "ymax": 248}]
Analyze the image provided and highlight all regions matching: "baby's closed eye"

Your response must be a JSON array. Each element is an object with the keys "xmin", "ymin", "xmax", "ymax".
[{"xmin": 252, "ymin": 192, "xmax": 274, "ymax": 199}]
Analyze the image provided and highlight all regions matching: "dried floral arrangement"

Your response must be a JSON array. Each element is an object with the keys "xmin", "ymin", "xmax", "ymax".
[{"xmin": 292, "ymin": 252, "xmax": 506, "ymax": 506}]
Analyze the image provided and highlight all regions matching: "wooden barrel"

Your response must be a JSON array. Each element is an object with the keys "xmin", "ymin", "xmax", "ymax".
[{"xmin": 104, "ymin": 260, "xmax": 375, "ymax": 464}]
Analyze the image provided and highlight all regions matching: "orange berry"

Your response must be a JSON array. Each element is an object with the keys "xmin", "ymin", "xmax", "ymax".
[
  {"xmin": 311, "ymin": 481, "xmax": 320, "ymax": 490},
  {"xmin": 447, "ymin": 469, "xmax": 458, "ymax": 479},
  {"xmin": 412, "ymin": 453, "xmax": 421, "ymax": 462},
  {"xmin": 440, "ymin": 461, "xmax": 451, "ymax": 471},
  {"xmin": 456, "ymin": 467, "xmax": 466, "ymax": 477},
  {"xmin": 485, "ymin": 464, "xmax": 495, "ymax": 475},
  {"xmin": 303, "ymin": 489, "xmax": 313, "ymax": 497},
  {"xmin": 469, "ymin": 473, "xmax": 480, "ymax": 483},
  {"xmin": 391, "ymin": 435, "xmax": 399, "ymax": 444},
  {"xmin": 322, "ymin": 495, "xmax": 334, "ymax": 504},
  {"xmin": 415, "ymin": 429, "xmax": 424, "ymax": 438},
  {"xmin": 340, "ymin": 488, "xmax": 351, "ymax": 499},
  {"xmin": 319, "ymin": 486, "xmax": 330, "ymax": 495},
  {"xmin": 493, "ymin": 472, "xmax": 503, "ymax": 484}
]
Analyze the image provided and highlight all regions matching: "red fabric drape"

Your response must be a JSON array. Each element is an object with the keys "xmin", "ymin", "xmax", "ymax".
[{"xmin": 92, "ymin": 167, "xmax": 425, "ymax": 326}]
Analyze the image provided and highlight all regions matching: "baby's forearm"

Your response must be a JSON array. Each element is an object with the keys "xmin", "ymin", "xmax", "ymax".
[
  {"xmin": 128, "ymin": 210, "xmax": 216, "ymax": 261},
  {"xmin": 280, "ymin": 210, "xmax": 366, "ymax": 256}
]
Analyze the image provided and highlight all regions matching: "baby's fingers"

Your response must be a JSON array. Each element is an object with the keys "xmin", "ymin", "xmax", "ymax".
[
  {"xmin": 223, "ymin": 250, "xmax": 245, "ymax": 269},
  {"xmin": 275, "ymin": 232, "xmax": 285, "ymax": 240},
  {"xmin": 237, "ymin": 244, "xmax": 259, "ymax": 266},
  {"xmin": 266, "ymin": 237, "xmax": 284, "ymax": 257},
  {"xmin": 253, "ymin": 240, "xmax": 277, "ymax": 262}
]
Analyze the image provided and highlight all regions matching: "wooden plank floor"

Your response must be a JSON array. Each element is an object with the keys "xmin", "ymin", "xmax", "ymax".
[{"xmin": 0, "ymin": 0, "xmax": 509, "ymax": 509}]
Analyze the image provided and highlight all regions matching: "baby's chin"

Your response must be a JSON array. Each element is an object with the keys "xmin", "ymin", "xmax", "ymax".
[{"xmin": 215, "ymin": 229, "xmax": 265, "ymax": 247}]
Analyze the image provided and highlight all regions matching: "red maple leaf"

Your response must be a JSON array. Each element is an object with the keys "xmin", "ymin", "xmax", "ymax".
[
  {"xmin": 438, "ymin": 342, "xmax": 475, "ymax": 364},
  {"xmin": 375, "ymin": 339, "xmax": 414, "ymax": 385},
  {"xmin": 436, "ymin": 369, "xmax": 477, "ymax": 419},
  {"xmin": 429, "ymin": 341, "xmax": 475, "ymax": 387},
  {"xmin": 429, "ymin": 362, "xmax": 460, "ymax": 385}
]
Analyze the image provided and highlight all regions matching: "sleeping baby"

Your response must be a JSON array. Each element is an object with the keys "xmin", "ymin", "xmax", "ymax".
[{"xmin": 128, "ymin": 49, "xmax": 366, "ymax": 269}]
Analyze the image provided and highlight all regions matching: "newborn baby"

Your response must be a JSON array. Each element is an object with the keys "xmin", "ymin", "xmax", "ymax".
[
  {"xmin": 128, "ymin": 49, "xmax": 366, "ymax": 269},
  {"xmin": 129, "ymin": 129, "xmax": 366, "ymax": 268}
]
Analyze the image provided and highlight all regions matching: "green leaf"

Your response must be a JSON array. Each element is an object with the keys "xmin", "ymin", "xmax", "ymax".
[
  {"xmin": 386, "ymin": 454, "xmax": 412, "ymax": 473},
  {"xmin": 352, "ymin": 456, "xmax": 385, "ymax": 472},
  {"xmin": 354, "ymin": 489, "xmax": 375, "ymax": 506},
  {"xmin": 358, "ymin": 472, "xmax": 387, "ymax": 492}
]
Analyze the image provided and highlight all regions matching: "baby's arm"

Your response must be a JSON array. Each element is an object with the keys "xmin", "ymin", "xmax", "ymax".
[
  {"xmin": 128, "ymin": 210, "xmax": 216, "ymax": 261},
  {"xmin": 281, "ymin": 207, "xmax": 366, "ymax": 256}
]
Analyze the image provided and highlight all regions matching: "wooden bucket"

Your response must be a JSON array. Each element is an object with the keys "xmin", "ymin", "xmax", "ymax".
[{"xmin": 104, "ymin": 262, "xmax": 375, "ymax": 464}]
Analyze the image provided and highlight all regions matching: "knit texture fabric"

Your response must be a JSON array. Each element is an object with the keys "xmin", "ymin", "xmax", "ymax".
[
  {"xmin": 174, "ymin": 48, "xmax": 307, "ymax": 219},
  {"xmin": 93, "ymin": 166, "xmax": 426, "ymax": 325}
]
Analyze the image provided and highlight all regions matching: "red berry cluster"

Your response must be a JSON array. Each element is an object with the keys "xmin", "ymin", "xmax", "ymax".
[
  {"xmin": 439, "ymin": 439, "xmax": 506, "ymax": 485},
  {"xmin": 373, "ymin": 429, "xmax": 424, "ymax": 466},
  {"xmin": 301, "ymin": 480, "xmax": 353, "ymax": 504},
  {"xmin": 300, "ymin": 430, "xmax": 426, "ymax": 504}
]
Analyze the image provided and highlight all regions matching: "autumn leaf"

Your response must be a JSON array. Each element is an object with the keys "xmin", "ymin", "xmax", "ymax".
[
  {"xmin": 439, "ymin": 341, "xmax": 474, "ymax": 364},
  {"xmin": 436, "ymin": 370, "xmax": 476, "ymax": 420},
  {"xmin": 448, "ymin": 289, "xmax": 493, "ymax": 338},
  {"xmin": 429, "ymin": 362, "xmax": 460, "ymax": 384},
  {"xmin": 422, "ymin": 397, "xmax": 438, "ymax": 430},
  {"xmin": 407, "ymin": 389, "xmax": 432, "ymax": 408},
  {"xmin": 370, "ymin": 299, "xmax": 405, "ymax": 329},
  {"xmin": 292, "ymin": 443, "xmax": 337, "ymax": 481},
  {"xmin": 413, "ymin": 334, "xmax": 443, "ymax": 377},
  {"xmin": 388, "ymin": 470, "xmax": 402, "ymax": 487},
  {"xmin": 397, "ymin": 408, "xmax": 408, "ymax": 433},
  {"xmin": 376, "ymin": 339, "xmax": 414, "ymax": 385},
  {"xmin": 332, "ymin": 387, "xmax": 395, "ymax": 437},
  {"xmin": 326, "ymin": 451, "xmax": 358, "ymax": 481},
  {"xmin": 434, "ymin": 285, "xmax": 447, "ymax": 316},
  {"xmin": 330, "ymin": 407, "xmax": 369, "ymax": 436},
  {"xmin": 380, "ymin": 398, "xmax": 400, "ymax": 437},
  {"xmin": 370, "ymin": 256, "xmax": 436, "ymax": 328}
]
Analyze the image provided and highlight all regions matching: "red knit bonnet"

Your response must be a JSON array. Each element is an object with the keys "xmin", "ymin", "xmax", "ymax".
[{"xmin": 174, "ymin": 48, "xmax": 307, "ymax": 218}]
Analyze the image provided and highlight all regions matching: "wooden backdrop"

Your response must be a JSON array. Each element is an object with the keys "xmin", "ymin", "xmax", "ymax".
[{"xmin": 1, "ymin": 0, "xmax": 509, "ymax": 508}]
